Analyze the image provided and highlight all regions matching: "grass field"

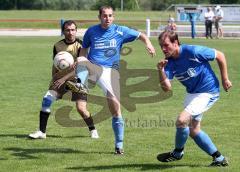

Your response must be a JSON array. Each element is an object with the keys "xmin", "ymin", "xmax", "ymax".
[
  {"xmin": 0, "ymin": 36, "xmax": 239, "ymax": 172},
  {"xmin": 0, "ymin": 10, "xmax": 174, "ymax": 29}
]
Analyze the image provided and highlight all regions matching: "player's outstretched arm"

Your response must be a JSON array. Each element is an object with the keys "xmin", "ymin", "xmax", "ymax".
[
  {"xmin": 157, "ymin": 59, "xmax": 172, "ymax": 92},
  {"xmin": 215, "ymin": 50, "xmax": 232, "ymax": 92},
  {"xmin": 138, "ymin": 33, "xmax": 156, "ymax": 57}
]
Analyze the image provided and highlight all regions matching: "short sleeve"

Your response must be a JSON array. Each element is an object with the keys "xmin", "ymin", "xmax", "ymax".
[
  {"xmin": 120, "ymin": 26, "xmax": 140, "ymax": 44},
  {"xmin": 82, "ymin": 29, "xmax": 91, "ymax": 48},
  {"xmin": 194, "ymin": 46, "xmax": 216, "ymax": 62}
]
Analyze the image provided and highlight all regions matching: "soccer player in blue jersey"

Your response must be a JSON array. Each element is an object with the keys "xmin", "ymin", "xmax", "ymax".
[
  {"xmin": 156, "ymin": 30, "xmax": 232, "ymax": 166},
  {"xmin": 66, "ymin": 6, "xmax": 156, "ymax": 154}
]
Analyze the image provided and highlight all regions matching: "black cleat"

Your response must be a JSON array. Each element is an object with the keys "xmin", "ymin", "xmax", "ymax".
[
  {"xmin": 209, "ymin": 157, "xmax": 229, "ymax": 167},
  {"xmin": 114, "ymin": 148, "xmax": 124, "ymax": 155},
  {"xmin": 66, "ymin": 81, "xmax": 89, "ymax": 94},
  {"xmin": 157, "ymin": 151, "xmax": 183, "ymax": 162}
]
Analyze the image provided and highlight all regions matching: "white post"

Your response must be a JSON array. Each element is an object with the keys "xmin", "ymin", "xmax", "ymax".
[
  {"xmin": 146, "ymin": 18, "xmax": 150, "ymax": 37},
  {"xmin": 121, "ymin": 0, "xmax": 123, "ymax": 11}
]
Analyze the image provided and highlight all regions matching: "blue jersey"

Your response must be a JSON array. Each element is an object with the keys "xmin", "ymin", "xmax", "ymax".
[
  {"xmin": 82, "ymin": 24, "xmax": 140, "ymax": 69},
  {"xmin": 165, "ymin": 44, "xmax": 219, "ymax": 93}
]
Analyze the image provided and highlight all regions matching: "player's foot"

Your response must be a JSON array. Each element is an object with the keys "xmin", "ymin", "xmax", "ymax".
[
  {"xmin": 66, "ymin": 81, "xmax": 89, "ymax": 94},
  {"xmin": 115, "ymin": 147, "xmax": 124, "ymax": 155},
  {"xmin": 209, "ymin": 157, "xmax": 228, "ymax": 167},
  {"xmin": 28, "ymin": 130, "xmax": 46, "ymax": 139},
  {"xmin": 90, "ymin": 129, "xmax": 99, "ymax": 139},
  {"xmin": 157, "ymin": 151, "xmax": 183, "ymax": 162}
]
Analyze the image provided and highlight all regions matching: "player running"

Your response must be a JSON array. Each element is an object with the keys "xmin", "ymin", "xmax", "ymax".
[{"xmin": 156, "ymin": 30, "xmax": 232, "ymax": 166}]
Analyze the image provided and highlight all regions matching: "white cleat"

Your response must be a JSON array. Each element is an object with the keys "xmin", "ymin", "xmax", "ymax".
[
  {"xmin": 29, "ymin": 130, "xmax": 46, "ymax": 139},
  {"xmin": 90, "ymin": 129, "xmax": 99, "ymax": 139}
]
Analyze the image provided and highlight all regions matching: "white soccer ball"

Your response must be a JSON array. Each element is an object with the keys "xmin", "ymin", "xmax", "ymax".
[{"xmin": 53, "ymin": 51, "xmax": 74, "ymax": 70}]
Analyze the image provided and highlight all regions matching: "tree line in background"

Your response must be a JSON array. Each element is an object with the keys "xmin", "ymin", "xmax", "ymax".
[{"xmin": 1, "ymin": 0, "xmax": 240, "ymax": 10}]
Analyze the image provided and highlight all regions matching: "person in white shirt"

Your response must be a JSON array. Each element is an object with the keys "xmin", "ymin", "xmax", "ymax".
[
  {"xmin": 214, "ymin": 5, "xmax": 224, "ymax": 38},
  {"xmin": 204, "ymin": 7, "xmax": 214, "ymax": 39}
]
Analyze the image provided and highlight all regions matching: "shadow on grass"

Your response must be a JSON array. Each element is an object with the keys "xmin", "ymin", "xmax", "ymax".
[
  {"xmin": 66, "ymin": 163, "xmax": 202, "ymax": 171},
  {"xmin": 0, "ymin": 134, "xmax": 62, "ymax": 139},
  {"xmin": 0, "ymin": 158, "xmax": 8, "ymax": 161},
  {"xmin": 0, "ymin": 134, "xmax": 90, "ymax": 139},
  {"xmin": 4, "ymin": 147, "xmax": 113, "ymax": 159}
]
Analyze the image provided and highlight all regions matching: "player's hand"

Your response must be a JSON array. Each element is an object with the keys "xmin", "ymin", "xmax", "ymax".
[
  {"xmin": 53, "ymin": 78, "xmax": 66, "ymax": 89},
  {"xmin": 157, "ymin": 59, "xmax": 168, "ymax": 70},
  {"xmin": 72, "ymin": 62, "xmax": 78, "ymax": 70},
  {"xmin": 146, "ymin": 44, "xmax": 156, "ymax": 57},
  {"xmin": 222, "ymin": 79, "xmax": 232, "ymax": 92}
]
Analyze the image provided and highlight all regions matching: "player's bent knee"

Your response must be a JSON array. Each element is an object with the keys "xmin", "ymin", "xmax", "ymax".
[
  {"xmin": 41, "ymin": 90, "xmax": 57, "ymax": 113},
  {"xmin": 189, "ymin": 128, "xmax": 200, "ymax": 138},
  {"xmin": 176, "ymin": 118, "xmax": 188, "ymax": 128}
]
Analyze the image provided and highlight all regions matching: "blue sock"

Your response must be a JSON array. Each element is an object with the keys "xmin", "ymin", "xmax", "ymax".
[
  {"xmin": 112, "ymin": 116, "xmax": 124, "ymax": 149},
  {"xmin": 175, "ymin": 127, "xmax": 189, "ymax": 154},
  {"xmin": 193, "ymin": 130, "xmax": 217, "ymax": 156},
  {"xmin": 76, "ymin": 65, "xmax": 88, "ymax": 84}
]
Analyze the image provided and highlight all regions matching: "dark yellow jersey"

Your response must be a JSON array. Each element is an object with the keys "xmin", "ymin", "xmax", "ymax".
[{"xmin": 53, "ymin": 38, "xmax": 82, "ymax": 60}]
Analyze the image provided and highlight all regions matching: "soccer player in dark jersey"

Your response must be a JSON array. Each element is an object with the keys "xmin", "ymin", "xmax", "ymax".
[
  {"xmin": 29, "ymin": 20, "xmax": 99, "ymax": 139},
  {"xmin": 156, "ymin": 30, "xmax": 232, "ymax": 166}
]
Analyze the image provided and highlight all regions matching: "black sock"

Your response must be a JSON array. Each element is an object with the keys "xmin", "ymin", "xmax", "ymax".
[
  {"xmin": 174, "ymin": 147, "xmax": 184, "ymax": 152},
  {"xmin": 77, "ymin": 78, "xmax": 81, "ymax": 83},
  {"xmin": 39, "ymin": 111, "xmax": 50, "ymax": 133},
  {"xmin": 211, "ymin": 151, "xmax": 221, "ymax": 158},
  {"xmin": 83, "ymin": 116, "xmax": 95, "ymax": 131}
]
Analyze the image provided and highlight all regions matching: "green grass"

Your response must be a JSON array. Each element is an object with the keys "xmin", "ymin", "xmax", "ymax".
[
  {"xmin": 0, "ymin": 10, "xmax": 174, "ymax": 29},
  {"xmin": 0, "ymin": 36, "xmax": 239, "ymax": 172}
]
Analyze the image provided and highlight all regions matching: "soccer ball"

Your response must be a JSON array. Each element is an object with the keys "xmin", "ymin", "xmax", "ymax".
[{"xmin": 53, "ymin": 51, "xmax": 74, "ymax": 70}]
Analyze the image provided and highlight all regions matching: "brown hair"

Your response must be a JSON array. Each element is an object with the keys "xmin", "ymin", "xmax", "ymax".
[
  {"xmin": 99, "ymin": 6, "xmax": 113, "ymax": 16},
  {"xmin": 62, "ymin": 20, "xmax": 77, "ymax": 32},
  {"xmin": 158, "ymin": 30, "xmax": 180, "ymax": 46}
]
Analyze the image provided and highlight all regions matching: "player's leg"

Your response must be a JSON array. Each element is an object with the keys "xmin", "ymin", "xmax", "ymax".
[
  {"xmin": 75, "ymin": 98, "xmax": 99, "ymax": 139},
  {"xmin": 29, "ymin": 90, "xmax": 58, "ymax": 139},
  {"xmin": 190, "ymin": 119, "xmax": 228, "ymax": 166},
  {"xmin": 66, "ymin": 56, "xmax": 101, "ymax": 94},
  {"xmin": 157, "ymin": 110, "xmax": 191, "ymax": 162},
  {"xmin": 107, "ymin": 93, "xmax": 124, "ymax": 154},
  {"xmin": 187, "ymin": 93, "xmax": 228, "ymax": 166},
  {"xmin": 98, "ymin": 67, "xmax": 124, "ymax": 154}
]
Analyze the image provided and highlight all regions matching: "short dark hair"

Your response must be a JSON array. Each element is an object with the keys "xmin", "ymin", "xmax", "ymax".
[
  {"xmin": 61, "ymin": 20, "xmax": 77, "ymax": 32},
  {"xmin": 99, "ymin": 6, "xmax": 113, "ymax": 16},
  {"xmin": 158, "ymin": 30, "xmax": 180, "ymax": 46}
]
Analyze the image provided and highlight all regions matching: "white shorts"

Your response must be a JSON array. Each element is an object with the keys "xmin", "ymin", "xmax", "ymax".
[
  {"xmin": 95, "ymin": 67, "xmax": 120, "ymax": 100},
  {"xmin": 77, "ymin": 56, "xmax": 120, "ymax": 100},
  {"xmin": 184, "ymin": 93, "xmax": 219, "ymax": 121}
]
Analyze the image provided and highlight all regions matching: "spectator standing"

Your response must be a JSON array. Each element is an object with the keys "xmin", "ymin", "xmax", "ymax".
[
  {"xmin": 204, "ymin": 7, "xmax": 214, "ymax": 39},
  {"xmin": 214, "ymin": 5, "xmax": 224, "ymax": 38}
]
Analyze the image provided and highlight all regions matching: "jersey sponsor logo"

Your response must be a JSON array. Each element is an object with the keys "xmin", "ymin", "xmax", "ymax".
[
  {"xmin": 175, "ymin": 68, "xmax": 197, "ymax": 81},
  {"xmin": 187, "ymin": 68, "xmax": 197, "ymax": 77},
  {"xmin": 94, "ymin": 39, "xmax": 117, "ymax": 49}
]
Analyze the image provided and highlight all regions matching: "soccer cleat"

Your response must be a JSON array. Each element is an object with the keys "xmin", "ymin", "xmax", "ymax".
[
  {"xmin": 157, "ymin": 151, "xmax": 183, "ymax": 162},
  {"xmin": 115, "ymin": 147, "xmax": 124, "ymax": 155},
  {"xmin": 90, "ymin": 129, "xmax": 99, "ymax": 139},
  {"xmin": 28, "ymin": 130, "xmax": 46, "ymax": 139},
  {"xmin": 66, "ymin": 81, "xmax": 89, "ymax": 94},
  {"xmin": 209, "ymin": 157, "xmax": 229, "ymax": 167}
]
